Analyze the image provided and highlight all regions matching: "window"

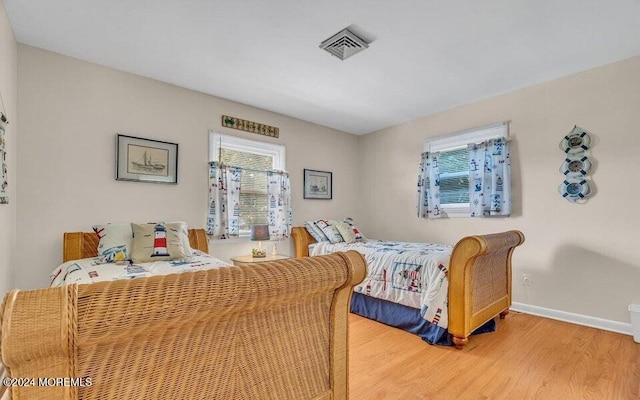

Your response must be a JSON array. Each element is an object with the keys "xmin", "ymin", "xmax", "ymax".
[
  {"xmin": 424, "ymin": 122, "xmax": 508, "ymax": 216},
  {"xmin": 209, "ymin": 132, "xmax": 285, "ymax": 235},
  {"xmin": 438, "ymin": 147, "xmax": 469, "ymax": 205}
]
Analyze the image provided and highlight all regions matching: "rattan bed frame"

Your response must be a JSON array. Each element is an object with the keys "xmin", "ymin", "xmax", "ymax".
[
  {"xmin": 2, "ymin": 247, "xmax": 366, "ymax": 399},
  {"xmin": 62, "ymin": 229, "xmax": 209, "ymax": 262},
  {"xmin": 291, "ymin": 227, "xmax": 524, "ymax": 349}
]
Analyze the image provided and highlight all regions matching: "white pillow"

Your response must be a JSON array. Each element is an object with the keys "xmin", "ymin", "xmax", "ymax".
[
  {"xmin": 335, "ymin": 222, "xmax": 356, "ymax": 243},
  {"xmin": 342, "ymin": 217, "xmax": 365, "ymax": 241},
  {"xmin": 92, "ymin": 223, "xmax": 133, "ymax": 263},
  {"xmin": 170, "ymin": 221, "xmax": 193, "ymax": 257},
  {"xmin": 315, "ymin": 219, "xmax": 344, "ymax": 244}
]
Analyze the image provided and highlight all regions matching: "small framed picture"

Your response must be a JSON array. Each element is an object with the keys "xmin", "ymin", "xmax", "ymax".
[
  {"xmin": 304, "ymin": 169, "xmax": 332, "ymax": 200},
  {"xmin": 116, "ymin": 134, "xmax": 178, "ymax": 184}
]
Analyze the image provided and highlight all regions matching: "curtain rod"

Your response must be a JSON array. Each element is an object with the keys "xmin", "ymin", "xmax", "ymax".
[{"xmin": 209, "ymin": 161, "xmax": 288, "ymax": 175}]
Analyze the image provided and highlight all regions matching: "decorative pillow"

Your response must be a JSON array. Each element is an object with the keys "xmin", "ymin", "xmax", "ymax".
[
  {"xmin": 131, "ymin": 222, "xmax": 186, "ymax": 263},
  {"xmin": 305, "ymin": 221, "xmax": 329, "ymax": 242},
  {"xmin": 149, "ymin": 221, "xmax": 193, "ymax": 257},
  {"xmin": 342, "ymin": 217, "xmax": 364, "ymax": 241},
  {"xmin": 315, "ymin": 219, "xmax": 344, "ymax": 244},
  {"xmin": 173, "ymin": 221, "xmax": 193, "ymax": 257},
  {"xmin": 92, "ymin": 223, "xmax": 133, "ymax": 263},
  {"xmin": 335, "ymin": 222, "xmax": 356, "ymax": 243}
]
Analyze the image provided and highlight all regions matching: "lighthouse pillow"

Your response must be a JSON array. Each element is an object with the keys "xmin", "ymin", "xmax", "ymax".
[
  {"xmin": 130, "ymin": 222, "xmax": 187, "ymax": 263},
  {"xmin": 148, "ymin": 220, "xmax": 193, "ymax": 258}
]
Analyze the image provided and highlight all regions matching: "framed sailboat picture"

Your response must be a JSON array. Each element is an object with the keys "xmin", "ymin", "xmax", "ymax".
[
  {"xmin": 304, "ymin": 169, "xmax": 332, "ymax": 199},
  {"xmin": 116, "ymin": 134, "xmax": 178, "ymax": 184}
]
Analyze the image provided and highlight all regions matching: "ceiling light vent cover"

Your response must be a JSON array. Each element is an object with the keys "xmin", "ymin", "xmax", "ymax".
[{"xmin": 320, "ymin": 28, "xmax": 369, "ymax": 60}]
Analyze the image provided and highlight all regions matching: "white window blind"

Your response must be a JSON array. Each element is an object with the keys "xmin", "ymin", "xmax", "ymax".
[{"xmin": 438, "ymin": 148, "xmax": 469, "ymax": 205}]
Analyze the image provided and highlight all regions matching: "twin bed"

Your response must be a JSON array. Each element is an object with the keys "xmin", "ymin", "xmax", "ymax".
[
  {"xmin": 292, "ymin": 227, "xmax": 524, "ymax": 349},
  {"xmin": 54, "ymin": 229, "xmax": 228, "ymax": 286},
  {"xmin": 2, "ymin": 236, "xmax": 366, "ymax": 400}
]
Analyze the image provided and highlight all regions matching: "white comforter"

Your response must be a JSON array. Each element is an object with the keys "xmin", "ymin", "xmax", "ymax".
[
  {"xmin": 50, "ymin": 250, "xmax": 231, "ymax": 287},
  {"xmin": 311, "ymin": 240, "xmax": 452, "ymax": 328}
]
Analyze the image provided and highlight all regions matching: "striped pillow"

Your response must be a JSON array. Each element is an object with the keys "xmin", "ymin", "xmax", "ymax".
[
  {"xmin": 305, "ymin": 221, "xmax": 329, "ymax": 242},
  {"xmin": 315, "ymin": 219, "xmax": 344, "ymax": 244}
]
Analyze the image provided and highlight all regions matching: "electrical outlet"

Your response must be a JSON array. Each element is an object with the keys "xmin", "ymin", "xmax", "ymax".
[{"xmin": 522, "ymin": 274, "xmax": 531, "ymax": 287}]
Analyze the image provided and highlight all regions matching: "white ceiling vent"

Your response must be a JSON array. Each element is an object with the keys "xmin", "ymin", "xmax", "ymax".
[{"xmin": 319, "ymin": 28, "xmax": 369, "ymax": 60}]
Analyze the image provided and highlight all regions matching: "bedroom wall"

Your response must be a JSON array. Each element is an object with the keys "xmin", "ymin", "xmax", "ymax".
[
  {"xmin": 357, "ymin": 55, "xmax": 640, "ymax": 326},
  {"xmin": 16, "ymin": 44, "xmax": 360, "ymax": 289},
  {"xmin": 0, "ymin": 2, "xmax": 17, "ymax": 296}
]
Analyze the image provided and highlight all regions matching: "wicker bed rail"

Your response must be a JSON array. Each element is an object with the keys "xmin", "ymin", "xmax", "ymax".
[{"xmin": 0, "ymin": 251, "xmax": 366, "ymax": 400}]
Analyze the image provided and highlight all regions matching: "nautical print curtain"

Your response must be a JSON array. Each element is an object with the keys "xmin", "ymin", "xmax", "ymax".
[
  {"xmin": 207, "ymin": 162, "xmax": 241, "ymax": 238},
  {"xmin": 416, "ymin": 152, "xmax": 442, "ymax": 219},
  {"xmin": 208, "ymin": 162, "xmax": 291, "ymax": 239},
  {"xmin": 468, "ymin": 137, "xmax": 511, "ymax": 217},
  {"xmin": 267, "ymin": 171, "xmax": 292, "ymax": 240}
]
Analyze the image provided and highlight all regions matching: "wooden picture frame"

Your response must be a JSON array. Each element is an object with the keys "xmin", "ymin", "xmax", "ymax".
[
  {"xmin": 116, "ymin": 134, "xmax": 178, "ymax": 184},
  {"xmin": 304, "ymin": 169, "xmax": 332, "ymax": 200}
]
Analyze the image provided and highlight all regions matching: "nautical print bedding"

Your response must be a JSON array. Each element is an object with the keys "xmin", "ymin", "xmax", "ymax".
[
  {"xmin": 310, "ymin": 240, "xmax": 452, "ymax": 328},
  {"xmin": 50, "ymin": 250, "xmax": 231, "ymax": 287}
]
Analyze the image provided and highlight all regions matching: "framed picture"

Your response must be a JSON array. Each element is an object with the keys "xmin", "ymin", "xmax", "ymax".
[
  {"xmin": 304, "ymin": 169, "xmax": 332, "ymax": 200},
  {"xmin": 116, "ymin": 134, "xmax": 178, "ymax": 184}
]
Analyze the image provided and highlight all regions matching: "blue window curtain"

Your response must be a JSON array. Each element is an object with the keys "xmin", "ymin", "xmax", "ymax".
[
  {"xmin": 207, "ymin": 162, "xmax": 241, "ymax": 238},
  {"xmin": 416, "ymin": 152, "xmax": 442, "ymax": 219},
  {"xmin": 267, "ymin": 171, "xmax": 292, "ymax": 240},
  {"xmin": 207, "ymin": 162, "xmax": 292, "ymax": 239},
  {"xmin": 468, "ymin": 137, "xmax": 511, "ymax": 217}
]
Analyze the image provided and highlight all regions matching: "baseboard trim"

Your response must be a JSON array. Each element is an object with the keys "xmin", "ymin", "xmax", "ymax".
[{"xmin": 510, "ymin": 302, "xmax": 633, "ymax": 336}]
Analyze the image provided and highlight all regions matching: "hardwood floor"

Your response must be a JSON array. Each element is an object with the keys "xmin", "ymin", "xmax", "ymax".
[{"xmin": 349, "ymin": 312, "xmax": 640, "ymax": 400}]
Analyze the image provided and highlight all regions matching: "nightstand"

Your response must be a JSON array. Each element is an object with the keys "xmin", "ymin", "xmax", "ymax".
[{"xmin": 230, "ymin": 254, "xmax": 290, "ymax": 266}]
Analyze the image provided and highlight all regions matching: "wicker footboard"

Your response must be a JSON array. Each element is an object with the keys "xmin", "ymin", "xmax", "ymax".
[
  {"xmin": 290, "ymin": 227, "xmax": 525, "ymax": 349},
  {"xmin": 447, "ymin": 230, "xmax": 525, "ymax": 349},
  {"xmin": 1, "ymin": 252, "xmax": 366, "ymax": 400}
]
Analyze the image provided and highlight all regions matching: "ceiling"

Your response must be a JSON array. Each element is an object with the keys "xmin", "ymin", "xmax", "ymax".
[{"xmin": 6, "ymin": 1, "xmax": 640, "ymax": 135}]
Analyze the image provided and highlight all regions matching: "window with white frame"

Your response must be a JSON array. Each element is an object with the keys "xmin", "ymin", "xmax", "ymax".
[
  {"xmin": 424, "ymin": 122, "xmax": 508, "ymax": 216},
  {"xmin": 209, "ymin": 132, "xmax": 285, "ymax": 235}
]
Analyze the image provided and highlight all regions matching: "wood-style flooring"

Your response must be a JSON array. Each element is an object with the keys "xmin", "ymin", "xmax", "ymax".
[{"xmin": 349, "ymin": 312, "xmax": 640, "ymax": 400}]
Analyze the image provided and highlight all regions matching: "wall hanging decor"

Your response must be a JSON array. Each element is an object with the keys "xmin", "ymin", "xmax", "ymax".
[
  {"xmin": 304, "ymin": 169, "xmax": 332, "ymax": 200},
  {"xmin": 0, "ymin": 117, "xmax": 8, "ymax": 204},
  {"xmin": 221, "ymin": 115, "xmax": 279, "ymax": 138},
  {"xmin": 560, "ymin": 155, "xmax": 592, "ymax": 177},
  {"xmin": 116, "ymin": 134, "xmax": 178, "ymax": 184},
  {"xmin": 0, "ymin": 92, "xmax": 9, "ymax": 204},
  {"xmin": 558, "ymin": 126, "xmax": 594, "ymax": 203},
  {"xmin": 560, "ymin": 128, "xmax": 591, "ymax": 154}
]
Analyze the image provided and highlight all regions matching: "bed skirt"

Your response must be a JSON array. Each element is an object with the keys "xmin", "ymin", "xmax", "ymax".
[{"xmin": 350, "ymin": 292, "xmax": 496, "ymax": 346}]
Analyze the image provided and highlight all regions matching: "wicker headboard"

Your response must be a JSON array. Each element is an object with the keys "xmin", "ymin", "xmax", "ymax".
[
  {"xmin": 63, "ymin": 229, "xmax": 209, "ymax": 262},
  {"xmin": 291, "ymin": 227, "xmax": 317, "ymax": 258}
]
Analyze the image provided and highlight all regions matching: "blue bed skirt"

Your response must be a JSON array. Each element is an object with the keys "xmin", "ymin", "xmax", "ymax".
[{"xmin": 350, "ymin": 292, "xmax": 496, "ymax": 346}]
